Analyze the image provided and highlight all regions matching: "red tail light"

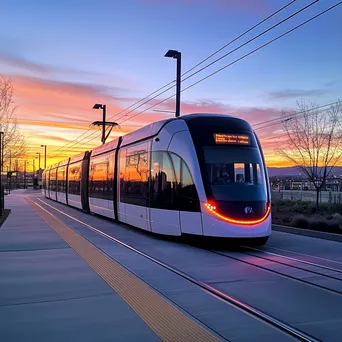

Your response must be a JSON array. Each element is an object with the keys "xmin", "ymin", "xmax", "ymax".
[{"xmin": 204, "ymin": 201, "xmax": 270, "ymax": 225}]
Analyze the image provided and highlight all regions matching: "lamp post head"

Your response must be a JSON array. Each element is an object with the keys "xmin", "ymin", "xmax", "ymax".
[
  {"xmin": 93, "ymin": 103, "xmax": 103, "ymax": 110},
  {"xmin": 165, "ymin": 49, "xmax": 180, "ymax": 59}
]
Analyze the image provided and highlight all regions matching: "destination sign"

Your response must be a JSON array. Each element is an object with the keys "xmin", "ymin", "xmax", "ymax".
[{"xmin": 214, "ymin": 133, "xmax": 249, "ymax": 145}]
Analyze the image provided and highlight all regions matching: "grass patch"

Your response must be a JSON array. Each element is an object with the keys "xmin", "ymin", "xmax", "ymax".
[{"xmin": 272, "ymin": 199, "xmax": 342, "ymax": 234}]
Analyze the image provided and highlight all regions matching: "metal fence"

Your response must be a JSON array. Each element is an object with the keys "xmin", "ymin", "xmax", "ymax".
[{"xmin": 272, "ymin": 190, "xmax": 342, "ymax": 204}]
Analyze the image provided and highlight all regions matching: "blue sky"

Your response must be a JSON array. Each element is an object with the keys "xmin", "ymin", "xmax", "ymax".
[{"xmin": 0, "ymin": 0, "xmax": 341, "ymax": 165}]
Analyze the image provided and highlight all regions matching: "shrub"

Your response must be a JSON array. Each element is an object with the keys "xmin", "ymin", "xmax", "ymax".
[
  {"xmin": 291, "ymin": 215, "xmax": 309, "ymax": 229},
  {"xmin": 272, "ymin": 199, "xmax": 342, "ymax": 234},
  {"xmin": 325, "ymin": 219, "xmax": 341, "ymax": 233},
  {"xmin": 308, "ymin": 215, "xmax": 341, "ymax": 233},
  {"xmin": 332, "ymin": 213, "xmax": 342, "ymax": 222},
  {"xmin": 308, "ymin": 216, "xmax": 328, "ymax": 231}
]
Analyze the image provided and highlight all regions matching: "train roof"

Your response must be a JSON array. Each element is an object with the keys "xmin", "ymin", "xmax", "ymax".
[
  {"xmin": 45, "ymin": 113, "xmax": 251, "ymax": 169},
  {"xmin": 120, "ymin": 113, "xmax": 248, "ymax": 147},
  {"xmin": 91, "ymin": 138, "xmax": 120, "ymax": 156},
  {"xmin": 181, "ymin": 113, "xmax": 236, "ymax": 119}
]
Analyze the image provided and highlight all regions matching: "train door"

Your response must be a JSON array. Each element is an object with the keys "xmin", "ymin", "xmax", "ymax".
[
  {"xmin": 149, "ymin": 151, "xmax": 181, "ymax": 236},
  {"xmin": 178, "ymin": 160, "xmax": 202, "ymax": 235},
  {"xmin": 120, "ymin": 143, "xmax": 151, "ymax": 231}
]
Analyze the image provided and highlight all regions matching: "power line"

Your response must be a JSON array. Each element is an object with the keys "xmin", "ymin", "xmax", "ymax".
[
  {"xmin": 182, "ymin": 0, "xmax": 297, "ymax": 77},
  {"xmin": 118, "ymin": 3, "xmax": 341, "ymax": 129},
  {"xmin": 108, "ymin": 0, "xmax": 297, "ymax": 123},
  {"xmin": 114, "ymin": 0, "xmax": 322, "ymax": 129},
  {"xmin": 181, "ymin": 0, "xmax": 319, "ymax": 84},
  {"xmin": 63, "ymin": 1, "xmax": 311, "ymax": 152},
  {"xmin": 254, "ymin": 101, "xmax": 340, "ymax": 131},
  {"xmin": 48, "ymin": 1, "xmax": 297, "ymax": 158},
  {"xmin": 178, "ymin": 2, "xmax": 342, "ymax": 98},
  {"xmin": 49, "ymin": 1, "xmax": 342, "ymax": 161},
  {"xmin": 108, "ymin": 0, "xmax": 312, "ymax": 125}
]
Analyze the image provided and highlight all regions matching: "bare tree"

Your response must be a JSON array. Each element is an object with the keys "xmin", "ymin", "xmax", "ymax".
[
  {"xmin": 276, "ymin": 100, "xmax": 342, "ymax": 208},
  {"xmin": 0, "ymin": 75, "xmax": 27, "ymax": 168}
]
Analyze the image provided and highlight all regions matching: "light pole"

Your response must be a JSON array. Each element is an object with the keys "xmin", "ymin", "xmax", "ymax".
[
  {"xmin": 41, "ymin": 145, "xmax": 47, "ymax": 169},
  {"xmin": 0, "ymin": 131, "xmax": 3, "ymax": 215},
  {"xmin": 24, "ymin": 160, "xmax": 27, "ymax": 189},
  {"xmin": 93, "ymin": 104, "xmax": 106, "ymax": 144},
  {"xmin": 165, "ymin": 49, "xmax": 181, "ymax": 118},
  {"xmin": 36, "ymin": 152, "xmax": 41, "ymax": 170}
]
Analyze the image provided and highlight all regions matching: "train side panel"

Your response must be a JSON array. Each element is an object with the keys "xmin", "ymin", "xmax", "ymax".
[
  {"xmin": 167, "ymin": 130, "xmax": 203, "ymax": 236},
  {"xmin": 118, "ymin": 140, "xmax": 151, "ymax": 232}
]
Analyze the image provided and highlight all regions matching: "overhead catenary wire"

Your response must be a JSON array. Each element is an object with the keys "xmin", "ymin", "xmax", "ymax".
[
  {"xmin": 52, "ymin": 1, "xmax": 314, "ymax": 157},
  {"xmin": 47, "ymin": 0, "xmax": 298, "ymax": 159},
  {"xmin": 49, "ymin": 2, "xmax": 341, "ymax": 160},
  {"xmin": 253, "ymin": 101, "xmax": 340, "ymax": 131},
  {"xmin": 48, "ymin": 1, "xmax": 341, "ymax": 161},
  {"xmin": 108, "ymin": 0, "xmax": 317, "ymax": 126},
  {"xmin": 117, "ymin": 2, "xmax": 341, "ymax": 128},
  {"xmin": 107, "ymin": 0, "xmax": 298, "ymax": 124}
]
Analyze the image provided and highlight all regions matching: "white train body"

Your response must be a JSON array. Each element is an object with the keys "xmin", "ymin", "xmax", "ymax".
[{"xmin": 43, "ymin": 114, "xmax": 271, "ymax": 244}]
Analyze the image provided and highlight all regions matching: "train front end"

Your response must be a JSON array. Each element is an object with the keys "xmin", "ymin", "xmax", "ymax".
[{"xmin": 186, "ymin": 115, "xmax": 271, "ymax": 244}]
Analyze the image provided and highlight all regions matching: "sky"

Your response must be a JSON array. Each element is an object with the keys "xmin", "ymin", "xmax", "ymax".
[{"xmin": 0, "ymin": 0, "xmax": 341, "ymax": 170}]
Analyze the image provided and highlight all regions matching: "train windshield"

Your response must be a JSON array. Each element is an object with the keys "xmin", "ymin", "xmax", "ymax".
[{"xmin": 203, "ymin": 146, "xmax": 268, "ymax": 202}]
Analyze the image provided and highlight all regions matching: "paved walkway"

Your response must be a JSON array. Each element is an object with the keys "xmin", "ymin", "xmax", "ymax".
[{"xmin": 0, "ymin": 193, "xmax": 160, "ymax": 342}]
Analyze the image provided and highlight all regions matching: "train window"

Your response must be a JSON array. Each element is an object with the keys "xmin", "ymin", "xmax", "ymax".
[
  {"xmin": 169, "ymin": 152, "xmax": 200, "ymax": 212},
  {"xmin": 49, "ymin": 168, "xmax": 57, "ymax": 192},
  {"xmin": 68, "ymin": 162, "xmax": 81, "ymax": 196},
  {"xmin": 119, "ymin": 148, "xmax": 127, "ymax": 200},
  {"xmin": 170, "ymin": 153, "xmax": 181, "ymax": 183},
  {"xmin": 203, "ymin": 146, "xmax": 267, "ymax": 201},
  {"xmin": 150, "ymin": 152, "xmax": 177, "ymax": 210},
  {"xmin": 46, "ymin": 171, "xmax": 50, "ymax": 191},
  {"xmin": 89, "ymin": 152, "xmax": 115, "ymax": 200},
  {"xmin": 179, "ymin": 160, "xmax": 201, "ymax": 212},
  {"xmin": 57, "ymin": 166, "xmax": 66, "ymax": 193},
  {"xmin": 120, "ymin": 142, "xmax": 149, "ymax": 206}
]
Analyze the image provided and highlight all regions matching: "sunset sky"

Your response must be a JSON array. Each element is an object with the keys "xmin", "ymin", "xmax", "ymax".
[{"xmin": 0, "ymin": 0, "xmax": 341, "ymax": 170}]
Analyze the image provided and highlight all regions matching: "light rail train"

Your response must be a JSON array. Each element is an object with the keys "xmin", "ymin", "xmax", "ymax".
[{"xmin": 42, "ymin": 114, "xmax": 271, "ymax": 245}]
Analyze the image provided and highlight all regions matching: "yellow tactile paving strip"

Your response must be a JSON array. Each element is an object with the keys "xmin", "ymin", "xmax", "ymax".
[{"xmin": 27, "ymin": 198, "xmax": 222, "ymax": 342}]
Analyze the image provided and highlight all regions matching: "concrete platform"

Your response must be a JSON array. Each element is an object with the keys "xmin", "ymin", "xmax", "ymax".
[
  {"xmin": 0, "ymin": 192, "xmax": 300, "ymax": 342},
  {"xmin": 34, "ymin": 194, "xmax": 342, "ymax": 342},
  {"xmin": 0, "ymin": 194, "xmax": 160, "ymax": 342}
]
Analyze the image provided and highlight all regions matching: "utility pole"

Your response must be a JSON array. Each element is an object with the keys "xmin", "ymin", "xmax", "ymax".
[
  {"xmin": 0, "ymin": 132, "xmax": 3, "ymax": 215},
  {"xmin": 92, "ymin": 104, "xmax": 107, "ymax": 144},
  {"xmin": 23, "ymin": 161, "xmax": 25, "ymax": 189},
  {"xmin": 37, "ymin": 152, "xmax": 41, "ymax": 170},
  {"xmin": 41, "ymin": 145, "xmax": 47, "ymax": 169},
  {"xmin": 102, "ymin": 104, "xmax": 106, "ymax": 144},
  {"xmin": 15, "ymin": 159, "xmax": 18, "ymax": 189}
]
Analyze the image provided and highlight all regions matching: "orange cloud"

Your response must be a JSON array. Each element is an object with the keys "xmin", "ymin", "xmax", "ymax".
[{"xmin": 3, "ymin": 72, "xmax": 289, "ymax": 168}]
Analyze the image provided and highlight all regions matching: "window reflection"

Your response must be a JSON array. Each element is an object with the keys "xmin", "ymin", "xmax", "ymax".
[
  {"xmin": 57, "ymin": 166, "xmax": 66, "ymax": 193},
  {"xmin": 203, "ymin": 146, "xmax": 267, "ymax": 202},
  {"xmin": 68, "ymin": 162, "xmax": 81, "ymax": 196},
  {"xmin": 89, "ymin": 153, "xmax": 114, "ymax": 200},
  {"xmin": 120, "ymin": 142, "xmax": 149, "ymax": 206},
  {"xmin": 150, "ymin": 152, "xmax": 176, "ymax": 209},
  {"xmin": 50, "ymin": 168, "xmax": 57, "ymax": 192}
]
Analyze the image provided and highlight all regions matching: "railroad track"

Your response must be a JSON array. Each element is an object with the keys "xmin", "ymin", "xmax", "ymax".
[
  {"xmin": 199, "ymin": 246, "xmax": 342, "ymax": 296},
  {"xmin": 36, "ymin": 197, "xmax": 320, "ymax": 342}
]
